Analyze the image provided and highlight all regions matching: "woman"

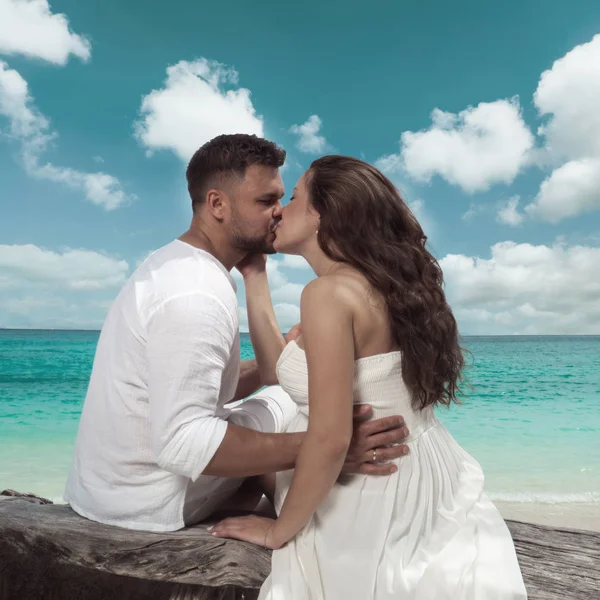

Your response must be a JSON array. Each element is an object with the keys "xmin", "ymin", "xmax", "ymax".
[{"xmin": 211, "ymin": 156, "xmax": 527, "ymax": 599}]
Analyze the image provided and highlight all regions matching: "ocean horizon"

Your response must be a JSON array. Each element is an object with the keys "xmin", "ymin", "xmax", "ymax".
[
  {"xmin": 1, "ymin": 329, "xmax": 599, "ymax": 509},
  {"xmin": 3, "ymin": 328, "xmax": 600, "ymax": 336}
]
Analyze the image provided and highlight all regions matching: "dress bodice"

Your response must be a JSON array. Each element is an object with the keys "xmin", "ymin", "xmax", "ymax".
[{"xmin": 275, "ymin": 340, "xmax": 436, "ymax": 439}]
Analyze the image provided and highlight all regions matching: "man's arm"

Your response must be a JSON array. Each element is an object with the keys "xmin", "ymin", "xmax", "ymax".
[
  {"xmin": 202, "ymin": 425, "xmax": 304, "ymax": 477},
  {"xmin": 146, "ymin": 293, "xmax": 410, "ymax": 481},
  {"xmin": 147, "ymin": 293, "xmax": 308, "ymax": 479}
]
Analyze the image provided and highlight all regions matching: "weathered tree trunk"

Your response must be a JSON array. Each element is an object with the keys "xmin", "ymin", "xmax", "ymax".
[
  {"xmin": 0, "ymin": 495, "xmax": 267, "ymax": 599},
  {"xmin": 1, "ymin": 492, "xmax": 599, "ymax": 599}
]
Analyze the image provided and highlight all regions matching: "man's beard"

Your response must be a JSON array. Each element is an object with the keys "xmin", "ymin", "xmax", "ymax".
[
  {"xmin": 230, "ymin": 209, "xmax": 279, "ymax": 254},
  {"xmin": 231, "ymin": 229, "xmax": 277, "ymax": 255},
  {"xmin": 231, "ymin": 227, "xmax": 275, "ymax": 254}
]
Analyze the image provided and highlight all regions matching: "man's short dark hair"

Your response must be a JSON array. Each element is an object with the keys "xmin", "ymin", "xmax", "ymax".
[{"xmin": 186, "ymin": 134, "xmax": 286, "ymax": 211}]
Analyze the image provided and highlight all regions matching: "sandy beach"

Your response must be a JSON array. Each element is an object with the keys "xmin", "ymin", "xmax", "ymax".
[
  {"xmin": 497, "ymin": 501, "xmax": 600, "ymax": 532},
  {"xmin": 4, "ymin": 491, "xmax": 599, "ymax": 534}
]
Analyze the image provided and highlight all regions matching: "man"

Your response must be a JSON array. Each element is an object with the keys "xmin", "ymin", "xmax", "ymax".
[{"xmin": 64, "ymin": 134, "xmax": 410, "ymax": 532}]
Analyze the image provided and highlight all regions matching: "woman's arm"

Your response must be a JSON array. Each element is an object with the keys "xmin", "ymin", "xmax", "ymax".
[
  {"xmin": 240, "ymin": 255, "xmax": 286, "ymax": 385},
  {"xmin": 271, "ymin": 277, "xmax": 355, "ymax": 546},
  {"xmin": 230, "ymin": 359, "xmax": 262, "ymax": 401}
]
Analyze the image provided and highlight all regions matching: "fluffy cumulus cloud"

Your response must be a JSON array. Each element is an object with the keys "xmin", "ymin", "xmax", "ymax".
[
  {"xmin": 231, "ymin": 256, "xmax": 288, "ymax": 289},
  {"xmin": 533, "ymin": 35, "xmax": 600, "ymax": 161},
  {"xmin": 376, "ymin": 34, "xmax": 600, "ymax": 223},
  {"xmin": 0, "ymin": 244, "xmax": 129, "ymax": 329},
  {"xmin": 0, "ymin": 61, "xmax": 133, "ymax": 210},
  {"xmin": 390, "ymin": 99, "xmax": 534, "ymax": 193},
  {"xmin": 0, "ymin": 294, "xmax": 118, "ymax": 329},
  {"xmin": 0, "ymin": 244, "xmax": 129, "ymax": 290},
  {"xmin": 32, "ymin": 163, "xmax": 131, "ymax": 211},
  {"xmin": 496, "ymin": 195, "xmax": 525, "ymax": 227},
  {"xmin": 235, "ymin": 256, "xmax": 310, "ymax": 332},
  {"xmin": 526, "ymin": 158, "xmax": 600, "ymax": 223},
  {"xmin": 289, "ymin": 115, "xmax": 328, "ymax": 154},
  {"xmin": 238, "ymin": 303, "xmax": 301, "ymax": 334},
  {"xmin": 278, "ymin": 255, "xmax": 312, "ymax": 270},
  {"xmin": 271, "ymin": 282, "xmax": 304, "ymax": 306},
  {"xmin": 0, "ymin": 244, "xmax": 130, "ymax": 328},
  {"xmin": 135, "ymin": 59, "xmax": 264, "ymax": 162},
  {"xmin": 0, "ymin": 59, "xmax": 51, "ymax": 146},
  {"xmin": 441, "ymin": 241, "xmax": 600, "ymax": 334},
  {"xmin": 525, "ymin": 34, "xmax": 600, "ymax": 222},
  {"xmin": 0, "ymin": 0, "xmax": 91, "ymax": 65},
  {"xmin": 233, "ymin": 242, "xmax": 600, "ymax": 335}
]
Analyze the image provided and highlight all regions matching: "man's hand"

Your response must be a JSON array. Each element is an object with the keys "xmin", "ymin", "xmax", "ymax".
[
  {"xmin": 235, "ymin": 253, "xmax": 267, "ymax": 279},
  {"xmin": 343, "ymin": 406, "xmax": 410, "ymax": 475}
]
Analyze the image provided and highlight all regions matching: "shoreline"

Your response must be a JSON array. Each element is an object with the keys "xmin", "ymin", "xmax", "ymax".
[
  {"xmin": 3, "ymin": 490, "xmax": 599, "ymax": 533},
  {"xmin": 497, "ymin": 500, "xmax": 600, "ymax": 532}
]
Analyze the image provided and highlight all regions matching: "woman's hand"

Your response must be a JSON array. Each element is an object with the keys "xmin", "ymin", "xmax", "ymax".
[
  {"xmin": 209, "ymin": 515, "xmax": 286, "ymax": 550},
  {"xmin": 235, "ymin": 253, "xmax": 267, "ymax": 279},
  {"xmin": 284, "ymin": 323, "xmax": 301, "ymax": 344}
]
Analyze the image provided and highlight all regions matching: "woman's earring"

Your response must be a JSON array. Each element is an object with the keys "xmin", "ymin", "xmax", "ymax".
[{"xmin": 316, "ymin": 229, "xmax": 319, "ymax": 235}]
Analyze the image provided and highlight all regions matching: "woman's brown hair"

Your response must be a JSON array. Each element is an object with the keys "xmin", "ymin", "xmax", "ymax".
[{"xmin": 306, "ymin": 155, "xmax": 464, "ymax": 410}]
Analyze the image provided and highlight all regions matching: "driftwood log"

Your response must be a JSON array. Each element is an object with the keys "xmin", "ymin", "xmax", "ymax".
[{"xmin": 1, "ymin": 492, "xmax": 599, "ymax": 600}]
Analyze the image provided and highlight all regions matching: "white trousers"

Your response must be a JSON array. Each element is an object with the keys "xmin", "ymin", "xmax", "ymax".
[{"xmin": 183, "ymin": 385, "xmax": 297, "ymax": 525}]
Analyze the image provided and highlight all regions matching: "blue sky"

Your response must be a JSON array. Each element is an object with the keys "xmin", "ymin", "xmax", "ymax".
[{"xmin": 1, "ymin": 0, "xmax": 600, "ymax": 333}]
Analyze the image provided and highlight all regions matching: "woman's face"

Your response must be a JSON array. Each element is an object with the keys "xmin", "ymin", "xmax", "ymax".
[{"xmin": 273, "ymin": 171, "xmax": 320, "ymax": 255}]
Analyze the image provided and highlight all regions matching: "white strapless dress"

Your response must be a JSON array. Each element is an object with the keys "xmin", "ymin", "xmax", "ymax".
[{"xmin": 258, "ymin": 340, "xmax": 527, "ymax": 599}]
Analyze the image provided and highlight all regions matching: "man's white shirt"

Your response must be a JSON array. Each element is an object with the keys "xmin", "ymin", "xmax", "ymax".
[{"xmin": 65, "ymin": 240, "xmax": 247, "ymax": 531}]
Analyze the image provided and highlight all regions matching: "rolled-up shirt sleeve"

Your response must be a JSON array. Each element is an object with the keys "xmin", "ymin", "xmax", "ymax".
[{"xmin": 146, "ymin": 292, "xmax": 235, "ymax": 481}]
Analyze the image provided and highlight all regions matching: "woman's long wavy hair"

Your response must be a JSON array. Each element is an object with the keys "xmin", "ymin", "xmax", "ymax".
[{"xmin": 306, "ymin": 155, "xmax": 465, "ymax": 411}]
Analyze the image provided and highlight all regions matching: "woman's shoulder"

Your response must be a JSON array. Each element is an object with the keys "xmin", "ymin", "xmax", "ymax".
[
  {"xmin": 300, "ymin": 274, "xmax": 365, "ymax": 327},
  {"xmin": 302, "ymin": 272, "xmax": 360, "ymax": 306}
]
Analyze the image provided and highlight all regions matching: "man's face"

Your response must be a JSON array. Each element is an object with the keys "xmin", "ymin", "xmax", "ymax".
[{"xmin": 228, "ymin": 164, "xmax": 285, "ymax": 255}]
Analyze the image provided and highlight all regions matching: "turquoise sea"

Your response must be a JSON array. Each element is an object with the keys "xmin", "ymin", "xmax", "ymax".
[{"xmin": 1, "ymin": 330, "xmax": 599, "ymax": 506}]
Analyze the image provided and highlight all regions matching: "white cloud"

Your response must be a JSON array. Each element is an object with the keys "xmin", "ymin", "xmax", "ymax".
[
  {"xmin": 0, "ymin": 61, "xmax": 132, "ymax": 210},
  {"xmin": 235, "ymin": 257, "xmax": 310, "ymax": 332},
  {"xmin": 237, "ymin": 302, "xmax": 301, "ymax": 333},
  {"xmin": 441, "ymin": 241, "xmax": 600, "ymax": 334},
  {"xmin": 289, "ymin": 115, "xmax": 327, "ymax": 154},
  {"xmin": 533, "ymin": 34, "xmax": 600, "ymax": 161},
  {"xmin": 234, "ymin": 242, "xmax": 600, "ymax": 336},
  {"xmin": 407, "ymin": 199, "xmax": 436, "ymax": 241},
  {"xmin": 364, "ymin": 159, "xmax": 437, "ymax": 242},
  {"xmin": 461, "ymin": 203, "xmax": 486, "ymax": 223},
  {"xmin": 278, "ymin": 254, "xmax": 311, "ymax": 270},
  {"xmin": 273, "ymin": 303, "xmax": 301, "ymax": 330},
  {"xmin": 266, "ymin": 257, "xmax": 288, "ymax": 288},
  {"xmin": 397, "ymin": 99, "xmax": 534, "ymax": 193},
  {"xmin": 0, "ymin": 0, "xmax": 91, "ymax": 65},
  {"xmin": 0, "ymin": 294, "xmax": 66, "ymax": 316},
  {"xmin": 0, "ymin": 292, "xmax": 113, "ymax": 329},
  {"xmin": 271, "ymin": 282, "xmax": 304, "ymax": 306},
  {"xmin": 231, "ymin": 256, "xmax": 288, "ymax": 289},
  {"xmin": 32, "ymin": 163, "xmax": 131, "ymax": 210},
  {"xmin": 135, "ymin": 58, "xmax": 264, "ymax": 162},
  {"xmin": 497, "ymin": 195, "xmax": 525, "ymax": 227},
  {"xmin": 526, "ymin": 158, "xmax": 600, "ymax": 223},
  {"xmin": 0, "ymin": 244, "xmax": 129, "ymax": 289},
  {"xmin": 525, "ymin": 35, "xmax": 600, "ymax": 222},
  {"xmin": 375, "ymin": 152, "xmax": 403, "ymax": 175},
  {"xmin": 0, "ymin": 59, "xmax": 51, "ymax": 145},
  {"xmin": 374, "ymin": 35, "xmax": 600, "ymax": 221}
]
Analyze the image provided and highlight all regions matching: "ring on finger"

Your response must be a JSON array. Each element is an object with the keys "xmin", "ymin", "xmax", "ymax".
[{"xmin": 373, "ymin": 448, "xmax": 377, "ymax": 462}]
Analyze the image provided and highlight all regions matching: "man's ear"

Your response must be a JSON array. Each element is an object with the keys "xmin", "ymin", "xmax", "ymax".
[{"xmin": 205, "ymin": 189, "xmax": 229, "ymax": 222}]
